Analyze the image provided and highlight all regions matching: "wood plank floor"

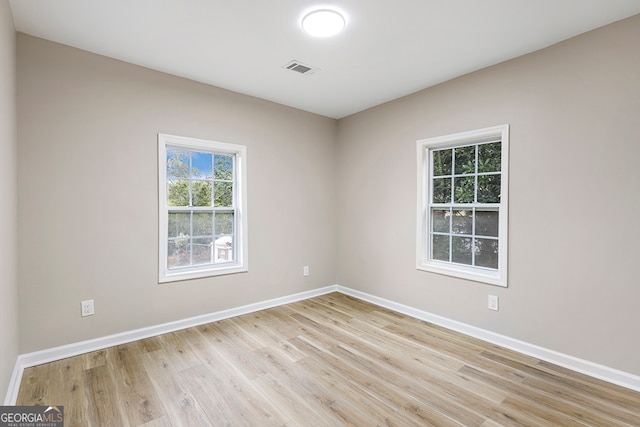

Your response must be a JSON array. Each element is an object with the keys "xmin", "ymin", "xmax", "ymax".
[{"xmin": 17, "ymin": 292, "xmax": 640, "ymax": 426}]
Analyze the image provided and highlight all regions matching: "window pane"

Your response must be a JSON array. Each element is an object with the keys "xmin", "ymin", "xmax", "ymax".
[
  {"xmin": 193, "ymin": 212, "xmax": 213, "ymax": 236},
  {"xmin": 160, "ymin": 135, "xmax": 246, "ymax": 282},
  {"xmin": 167, "ymin": 180, "xmax": 190, "ymax": 206},
  {"xmin": 214, "ymin": 181, "xmax": 233, "ymax": 207},
  {"xmin": 476, "ymin": 211, "xmax": 499, "ymax": 237},
  {"xmin": 192, "ymin": 237, "xmax": 213, "ymax": 265},
  {"xmin": 418, "ymin": 127, "xmax": 507, "ymax": 285},
  {"xmin": 166, "ymin": 148, "xmax": 189, "ymax": 179},
  {"xmin": 475, "ymin": 238, "xmax": 499, "ymax": 269},
  {"xmin": 454, "ymin": 176, "xmax": 474, "ymax": 203},
  {"xmin": 452, "ymin": 236, "xmax": 472, "ymax": 265},
  {"xmin": 214, "ymin": 155, "xmax": 233, "ymax": 180},
  {"xmin": 452, "ymin": 210, "xmax": 472, "ymax": 234},
  {"xmin": 432, "ymin": 209, "xmax": 450, "ymax": 233},
  {"xmin": 215, "ymin": 235, "xmax": 234, "ymax": 262},
  {"xmin": 192, "ymin": 152, "xmax": 212, "ymax": 179},
  {"xmin": 432, "ymin": 149, "xmax": 452, "ymax": 176},
  {"xmin": 168, "ymin": 212, "xmax": 190, "ymax": 238},
  {"xmin": 477, "ymin": 175, "xmax": 501, "ymax": 203},
  {"xmin": 215, "ymin": 212, "xmax": 234, "ymax": 235},
  {"xmin": 432, "ymin": 178, "xmax": 451, "ymax": 203},
  {"xmin": 478, "ymin": 142, "xmax": 501, "ymax": 173},
  {"xmin": 168, "ymin": 239, "xmax": 190, "ymax": 269},
  {"xmin": 432, "ymin": 234, "xmax": 450, "ymax": 262},
  {"xmin": 454, "ymin": 146, "xmax": 475, "ymax": 175},
  {"xmin": 192, "ymin": 180, "xmax": 212, "ymax": 206}
]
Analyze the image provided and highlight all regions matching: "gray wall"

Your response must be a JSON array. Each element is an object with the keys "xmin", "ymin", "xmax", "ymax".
[
  {"xmin": 337, "ymin": 14, "xmax": 640, "ymax": 376},
  {"xmin": 0, "ymin": 0, "xmax": 18, "ymax": 401},
  {"xmin": 17, "ymin": 34, "xmax": 337, "ymax": 353}
]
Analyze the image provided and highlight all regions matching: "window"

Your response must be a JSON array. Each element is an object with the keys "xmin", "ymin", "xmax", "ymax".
[
  {"xmin": 417, "ymin": 125, "xmax": 509, "ymax": 286},
  {"xmin": 158, "ymin": 134, "xmax": 247, "ymax": 283}
]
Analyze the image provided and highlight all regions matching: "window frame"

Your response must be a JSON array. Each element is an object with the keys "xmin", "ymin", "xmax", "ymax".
[
  {"xmin": 416, "ymin": 125, "xmax": 509, "ymax": 287},
  {"xmin": 158, "ymin": 133, "xmax": 248, "ymax": 283}
]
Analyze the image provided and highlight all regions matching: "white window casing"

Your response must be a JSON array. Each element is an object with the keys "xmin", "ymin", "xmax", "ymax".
[
  {"xmin": 158, "ymin": 133, "xmax": 248, "ymax": 283},
  {"xmin": 416, "ymin": 125, "xmax": 509, "ymax": 287}
]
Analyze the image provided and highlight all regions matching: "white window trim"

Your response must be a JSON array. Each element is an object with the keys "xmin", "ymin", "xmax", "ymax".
[
  {"xmin": 158, "ymin": 133, "xmax": 248, "ymax": 283},
  {"xmin": 416, "ymin": 125, "xmax": 509, "ymax": 287}
]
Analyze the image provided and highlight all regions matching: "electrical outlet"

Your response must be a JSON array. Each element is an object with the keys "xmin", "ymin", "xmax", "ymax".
[
  {"xmin": 81, "ymin": 299, "xmax": 95, "ymax": 317},
  {"xmin": 488, "ymin": 295, "xmax": 499, "ymax": 311},
  {"xmin": 303, "ymin": 266, "xmax": 310, "ymax": 277}
]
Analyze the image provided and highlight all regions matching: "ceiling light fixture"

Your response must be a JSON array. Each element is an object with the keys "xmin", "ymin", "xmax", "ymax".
[{"xmin": 301, "ymin": 9, "xmax": 345, "ymax": 37}]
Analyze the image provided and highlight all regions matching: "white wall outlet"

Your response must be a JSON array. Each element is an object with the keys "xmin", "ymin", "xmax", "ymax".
[
  {"xmin": 303, "ymin": 266, "xmax": 310, "ymax": 277},
  {"xmin": 81, "ymin": 299, "xmax": 95, "ymax": 317},
  {"xmin": 488, "ymin": 295, "xmax": 499, "ymax": 311}
]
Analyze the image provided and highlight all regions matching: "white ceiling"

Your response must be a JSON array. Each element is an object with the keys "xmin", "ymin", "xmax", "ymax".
[{"xmin": 9, "ymin": 1, "xmax": 640, "ymax": 119}]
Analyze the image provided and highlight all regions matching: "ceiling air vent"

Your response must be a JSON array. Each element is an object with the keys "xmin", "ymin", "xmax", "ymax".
[{"xmin": 283, "ymin": 60, "xmax": 317, "ymax": 75}]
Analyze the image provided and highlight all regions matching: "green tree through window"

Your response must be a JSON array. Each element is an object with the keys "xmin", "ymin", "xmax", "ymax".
[
  {"xmin": 165, "ymin": 147, "xmax": 236, "ymax": 270},
  {"xmin": 429, "ymin": 141, "xmax": 501, "ymax": 269}
]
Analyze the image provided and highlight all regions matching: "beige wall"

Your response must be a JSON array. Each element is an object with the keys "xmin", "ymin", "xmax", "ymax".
[
  {"xmin": 17, "ymin": 34, "xmax": 337, "ymax": 353},
  {"xmin": 15, "ymin": 13, "xmax": 640, "ymax": 380},
  {"xmin": 0, "ymin": 0, "xmax": 18, "ymax": 399},
  {"xmin": 337, "ymin": 14, "xmax": 640, "ymax": 376}
]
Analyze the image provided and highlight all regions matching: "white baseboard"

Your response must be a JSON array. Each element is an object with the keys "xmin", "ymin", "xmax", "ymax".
[
  {"xmin": 3, "ymin": 357, "xmax": 24, "ymax": 406},
  {"xmin": 4, "ymin": 285, "xmax": 338, "ymax": 404},
  {"xmin": 335, "ymin": 285, "xmax": 640, "ymax": 393},
  {"xmin": 6, "ymin": 284, "xmax": 639, "ymax": 404}
]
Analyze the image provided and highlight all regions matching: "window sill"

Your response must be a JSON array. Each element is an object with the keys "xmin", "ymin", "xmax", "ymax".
[
  {"xmin": 417, "ymin": 261, "xmax": 506, "ymax": 287},
  {"xmin": 159, "ymin": 264, "xmax": 248, "ymax": 283}
]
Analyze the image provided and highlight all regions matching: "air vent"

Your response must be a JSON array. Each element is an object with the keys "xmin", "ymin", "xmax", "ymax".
[{"xmin": 283, "ymin": 60, "xmax": 317, "ymax": 75}]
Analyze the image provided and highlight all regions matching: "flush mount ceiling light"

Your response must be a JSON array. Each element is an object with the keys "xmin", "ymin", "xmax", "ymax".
[{"xmin": 301, "ymin": 9, "xmax": 345, "ymax": 37}]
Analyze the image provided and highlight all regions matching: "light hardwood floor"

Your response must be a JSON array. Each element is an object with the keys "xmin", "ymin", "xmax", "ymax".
[{"xmin": 17, "ymin": 293, "xmax": 640, "ymax": 426}]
